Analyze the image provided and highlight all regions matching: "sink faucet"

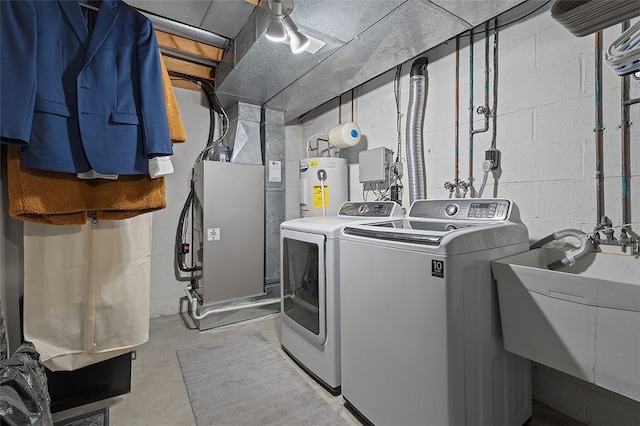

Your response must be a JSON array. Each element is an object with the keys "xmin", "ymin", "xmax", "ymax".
[
  {"xmin": 619, "ymin": 227, "xmax": 631, "ymax": 251},
  {"xmin": 592, "ymin": 218, "xmax": 640, "ymax": 254}
]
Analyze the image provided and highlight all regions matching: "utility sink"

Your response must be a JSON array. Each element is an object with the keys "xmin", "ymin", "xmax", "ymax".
[{"xmin": 491, "ymin": 248, "xmax": 639, "ymax": 402}]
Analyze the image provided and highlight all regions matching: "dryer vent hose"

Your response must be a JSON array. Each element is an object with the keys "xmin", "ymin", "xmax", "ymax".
[{"xmin": 406, "ymin": 57, "xmax": 429, "ymax": 204}]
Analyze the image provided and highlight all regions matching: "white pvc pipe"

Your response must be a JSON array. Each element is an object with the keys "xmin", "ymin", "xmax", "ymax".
[{"xmin": 185, "ymin": 287, "xmax": 280, "ymax": 320}]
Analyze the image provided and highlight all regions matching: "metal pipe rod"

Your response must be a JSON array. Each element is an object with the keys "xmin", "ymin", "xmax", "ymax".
[
  {"xmin": 491, "ymin": 17, "xmax": 499, "ymax": 151},
  {"xmin": 621, "ymin": 21, "xmax": 632, "ymax": 226},
  {"xmin": 625, "ymin": 97, "xmax": 640, "ymax": 106},
  {"xmin": 595, "ymin": 31, "xmax": 605, "ymax": 222},
  {"xmin": 139, "ymin": 10, "xmax": 228, "ymax": 49},
  {"xmin": 351, "ymin": 89, "xmax": 355, "ymax": 122},
  {"xmin": 468, "ymin": 29, "xmax": 474, "ymax": 188},
  {"xmin": 160, "ymin": 47, "xmax": 219, "ymax": 67},
  {"xmin": 454, "ymin": 35, "xmax": 460, "ymax": 189},
  {"xmin": 471, "ymin": 22, "xmax": 490, "ymax": 135}
]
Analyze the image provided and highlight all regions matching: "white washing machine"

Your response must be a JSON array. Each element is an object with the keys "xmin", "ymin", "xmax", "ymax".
[
  {"xmin": 280, "ymin": 201, "xmax": 403, "ymax": 395},
  {"xmin": 339, "ymin": 199, "xmax": 532, "ymax": 426}
]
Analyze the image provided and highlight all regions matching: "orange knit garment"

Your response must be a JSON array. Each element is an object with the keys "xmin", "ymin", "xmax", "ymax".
[{"xmin": 6, "ymin": 54, "xmax": 186, "ymax": 225}]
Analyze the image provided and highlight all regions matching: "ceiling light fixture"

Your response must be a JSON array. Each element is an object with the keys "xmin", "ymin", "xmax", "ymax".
[
  {"xmin": 266, "ymin": 0, "xmax": 309, "ymax": 54},
  {"xmin": 265, "ymin": 0, "xmax": 287, "ymax": 41}
]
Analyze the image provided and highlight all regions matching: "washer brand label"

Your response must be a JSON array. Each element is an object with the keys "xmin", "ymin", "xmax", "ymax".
[{"xmin": 431, "ymin": 260, "xmax": 444, "ymax": 278}]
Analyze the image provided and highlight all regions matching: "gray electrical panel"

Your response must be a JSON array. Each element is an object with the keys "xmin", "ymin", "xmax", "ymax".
[{"xmin": 359, "ymin": 147, "xmax": 394, "ymax": 183}]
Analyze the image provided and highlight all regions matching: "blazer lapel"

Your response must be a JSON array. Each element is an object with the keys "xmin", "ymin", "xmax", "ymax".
[
  {"xmin": 84, "ymin": 0, "xmax": 119, "ymax": 65},
  {"xmin": 57, "ymin": 0, "xmax": 90, "ymax": 49}
]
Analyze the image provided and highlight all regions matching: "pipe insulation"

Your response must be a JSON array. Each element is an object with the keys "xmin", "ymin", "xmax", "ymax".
[{"xmin": 406, "ymin": 57, "xmax": 429, "ymax": 204}]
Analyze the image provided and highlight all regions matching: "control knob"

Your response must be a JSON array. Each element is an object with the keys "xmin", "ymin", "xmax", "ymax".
[
  {"xmin": 445, "ymin": 203, "xmax": 458, "ymax": 216},
  {"xmin": 358, "ymin": 204, "xmax": 370, "ymax": 215}
]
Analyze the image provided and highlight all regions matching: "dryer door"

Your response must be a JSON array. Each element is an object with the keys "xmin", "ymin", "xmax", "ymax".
[{"xmin": 281, "ymin": 229, "xmax": 327, "ymax": 346}]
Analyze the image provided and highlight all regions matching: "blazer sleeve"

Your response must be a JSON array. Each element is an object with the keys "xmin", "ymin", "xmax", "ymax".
[
  {"xmin": 1, "ymin": 0, "xmax": 37, "ymax": 145},
  {"xmin": 136, "ymin": 19, "xmax": 173, "ymax": 158}
]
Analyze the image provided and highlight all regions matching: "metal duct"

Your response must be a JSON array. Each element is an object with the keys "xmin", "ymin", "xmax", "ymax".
[
  {"xmin": 406, "ymin": 57, "xmax": 428, "ymax": 204},
  {"xmin": 262, "ymin": 108, "xmax": 286, "ymax": 286},
  {"xmin": 224, "ymin": 102, "xmax": 263, "ymax": 165}
]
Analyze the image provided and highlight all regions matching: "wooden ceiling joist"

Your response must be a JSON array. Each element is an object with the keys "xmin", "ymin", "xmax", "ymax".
[
  {"xmin": 155, "ymin": 30, "xmax": 224, "ymax": 63},
  {"xmin": 162, "ymin": 55, "xmax": 214, "ymax": 81},
  {"xmin": 155, "ymin": 30, "xmax": 219, "ymax": 91}
]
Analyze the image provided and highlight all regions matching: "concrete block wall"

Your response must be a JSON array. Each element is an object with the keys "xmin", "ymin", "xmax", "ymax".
[
  {"xmin": 293, "ymin": 11, "xmax": 639, "ymax": 242},
  {"xmin": 150, "ymin": 88, "xmax": 211, "ymax": 317},
  {"xmin": 290, "ymin": 8, "xmax": 639, "ymax": 426}
]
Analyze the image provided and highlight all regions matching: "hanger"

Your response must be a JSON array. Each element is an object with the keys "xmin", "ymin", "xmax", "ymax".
[{"xmin": 79, "ymin": 2, "xmax": 99, "ymax": 12}]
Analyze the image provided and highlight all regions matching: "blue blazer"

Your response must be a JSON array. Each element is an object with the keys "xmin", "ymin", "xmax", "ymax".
[{"xmin": 0, "ymin": 0, "xmax": 173, "ymax": 175}]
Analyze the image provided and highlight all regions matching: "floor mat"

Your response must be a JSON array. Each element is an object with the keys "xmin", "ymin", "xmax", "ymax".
[
  {"xmin": 53, "ymin": 407, "xmax": 108, "ymax": 426},
  {"xmin": 177, "ymin": 331, "xmax": 347, "ymax": 426}
]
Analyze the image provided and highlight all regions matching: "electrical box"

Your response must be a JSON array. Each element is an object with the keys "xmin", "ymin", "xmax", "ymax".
[{"xmin": 359, "ymin": 147, "xmax": 394, "ymax": 183}]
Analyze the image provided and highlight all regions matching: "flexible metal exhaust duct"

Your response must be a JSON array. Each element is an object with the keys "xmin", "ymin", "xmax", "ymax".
[{"xmin": 406, "ymin": 57, "xmax": 429, "ymax": 204}]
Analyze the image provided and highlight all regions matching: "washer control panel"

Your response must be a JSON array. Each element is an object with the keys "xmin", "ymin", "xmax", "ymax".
[
  {"xmin": 467, "ymin": 201, "xmax": 509, "ymax": 219},
  {"xmin": 410, "ymin": 199, "xmax": 511, "ymax": 221},
  {"xmin": 339, "ymin": 201, "xmax": 401, "ymax": 217}
]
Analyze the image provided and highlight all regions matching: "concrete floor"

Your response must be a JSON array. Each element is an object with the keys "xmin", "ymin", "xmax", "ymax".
[{"xmin": 53, "ymin": 313, "xmax": 585, "ymax": 426}]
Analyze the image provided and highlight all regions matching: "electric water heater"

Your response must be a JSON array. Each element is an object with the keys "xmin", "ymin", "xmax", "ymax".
[{"xmin": 299, "ymin": 157, "xmax": 347, "ymax": 217}]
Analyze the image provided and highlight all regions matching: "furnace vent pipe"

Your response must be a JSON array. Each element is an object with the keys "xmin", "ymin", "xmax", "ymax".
[{"xmin": 406, "ymin": 57, "xmax": 429, "ymax": 204}]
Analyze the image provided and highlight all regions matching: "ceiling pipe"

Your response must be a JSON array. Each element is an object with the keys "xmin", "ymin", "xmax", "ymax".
[
  {"xmin": 138, "ymin": 10, "xmax": 228, "ymax": 49},
  {"xmin": 159, "ymin": 47, "xmax": 219, "ymax": 68}
]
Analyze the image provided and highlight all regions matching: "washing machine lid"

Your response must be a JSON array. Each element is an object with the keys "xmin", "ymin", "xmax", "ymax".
[
  {"xmin": 341, "ymin": 199, "xmax": 529, "ymax": 254},
  {"xmin": 343, "ymin": 219, "xmax": 496, "ymax": 246}
]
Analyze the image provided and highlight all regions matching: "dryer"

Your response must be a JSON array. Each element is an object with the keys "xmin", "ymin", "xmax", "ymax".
[
  {"xmin": 339, "ymin": 199, "xmax": 532, "ymax": 426},
  {"xmin": 280, "ymin": 201, "xmax": 403, "ymax": 395}
]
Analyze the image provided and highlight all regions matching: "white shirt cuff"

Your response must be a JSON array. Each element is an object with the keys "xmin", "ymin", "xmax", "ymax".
[
  {"xmin": 149, "ymin": 156, "xmax": 174, "ymax": 178},
  {"xmin": 77, "ymin": 170, "xmax": 119, "ymax": 180}
]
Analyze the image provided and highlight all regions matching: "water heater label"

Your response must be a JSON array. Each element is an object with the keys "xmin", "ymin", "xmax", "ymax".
[
  {"xmin": 432, "ymin": 260, "xmax": 444, "ymax": 278},
  {"xmin": 313, "ymin": 185, "xmax": 329, "ymax": 208},
  {"xmin": 207, "ymin": 228, "xmax": 220, "ymax": 241}
]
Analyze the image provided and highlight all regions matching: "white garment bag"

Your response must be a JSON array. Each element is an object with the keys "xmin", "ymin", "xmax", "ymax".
[{"xmin": 23, "ymin": 214, "xmax": 152, "ymax": 371}]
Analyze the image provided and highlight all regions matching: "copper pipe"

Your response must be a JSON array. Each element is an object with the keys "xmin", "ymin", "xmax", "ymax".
[
  {"xmin": 595, "ymin": 31, "xmax": 605, "ymax": 222},
  {"xmin": 454, "ymin": 35, "xmax": 460, "ymax": 188},
  {"xmin": 468, "ymin": 28, "xmax": 474, "ymax": 186},
  {"xmin": 351, "ymin": 89, "xmax": 355, "ymax": 122}
]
